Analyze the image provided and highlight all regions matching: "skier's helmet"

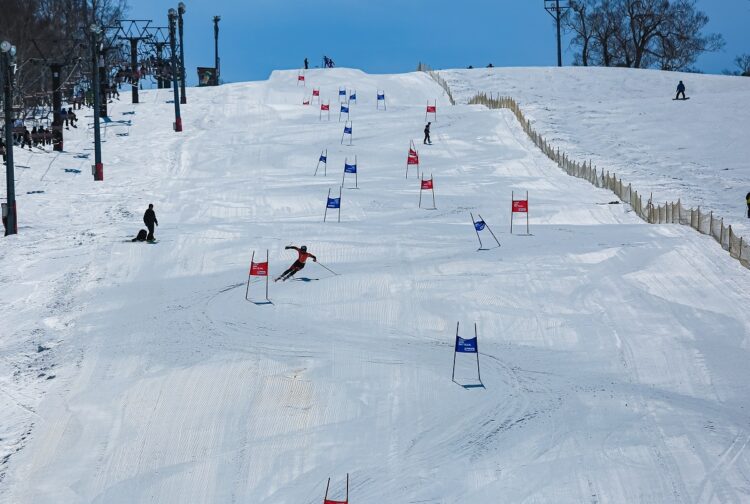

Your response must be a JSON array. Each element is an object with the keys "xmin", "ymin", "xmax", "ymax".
[{"xmin": 301, "ymin": 245, "xmax": 307, "ymax": 252}]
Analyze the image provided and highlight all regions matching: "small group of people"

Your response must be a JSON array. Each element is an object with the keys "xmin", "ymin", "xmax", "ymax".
[
  {"xmin": 15, "ymin": 126, "xmax": 49, "ymax": 151},
  {"xmin": 322, "ymin": 55, "xmax": 336, "ymax": 68},
  {"xmin": 60, "ymin": 108, "xmax": 78, "ymax": 129}
]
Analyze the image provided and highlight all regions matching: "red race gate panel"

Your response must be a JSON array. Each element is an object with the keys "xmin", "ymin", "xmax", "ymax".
[
  {"xmin": 426, "ymin": 105, "xmax": 437, "ymax": 113},
  {"xmin": 250, "ymin": 261, "xmax": 268, "ymax": 276},
  {"xmin": 324, "ymin": 500, "xmax": 347, "ymax": 504},
  {"xmin": 421, "ymin": 179, "xmax": 433, "ymax": 190},
  {"xmin": 321, "ymin": 104, "xmax": 330, "ymax": 111},
  {"xmin": 312, "ymin": 89, "xmax": 320, "ymax": 96},
  {"xmin": 512, "ymin": 200, "xmax": 528, "ymax": 213},
  {"xmin": 298, "ymin": 75, "xmax": 305, "ymax": 81}
]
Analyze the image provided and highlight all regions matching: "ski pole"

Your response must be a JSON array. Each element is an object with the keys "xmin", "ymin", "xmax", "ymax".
[{"xmin": 315, "ymin": 261, "xmax": 339, "ymax": 276}]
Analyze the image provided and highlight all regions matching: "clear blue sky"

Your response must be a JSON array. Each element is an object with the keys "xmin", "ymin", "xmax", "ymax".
[{"xmin": 128, "ymin": 0, "xmax": 749, "ymax": 86}]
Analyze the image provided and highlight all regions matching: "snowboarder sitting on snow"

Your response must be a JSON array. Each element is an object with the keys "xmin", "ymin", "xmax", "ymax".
[
  {"xmin": 423, "ymin": 122, "xmax": 432, "ymax": 145},
  {"xmin": 131, "ymin": 229, "xmax": 148, "ymax": 242},
  {"xmin": 675, "ymin": 80, "xmax": 686, "ymax": 100},
  {"xmin": 746, "ymin": 191, "xmax": 750, "ymax": 219},
  {"xmin": 143, "ymin": 203, "xmax": 158, "ymax": 242},
  {"xmin": 276, "ymin": 245, "xmax": 316, "ymax": 281}
]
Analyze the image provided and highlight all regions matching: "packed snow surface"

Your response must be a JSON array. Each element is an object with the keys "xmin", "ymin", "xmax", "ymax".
[
  {"xmin": 441, "ymin": 66, "xmax": 750, "ymax": 237},
  {"xmin": 1, "ymin": 68, "xmax": 750, "ymax": 503}
]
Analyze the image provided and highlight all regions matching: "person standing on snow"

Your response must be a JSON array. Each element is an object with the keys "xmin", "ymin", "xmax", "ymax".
[
  {"xmin": 675, "ymin": 80, "xmax": 687, "ymax": 100},
  {"xmin": 304, "ymin": 57, "xmax": 309, "ymax": 70},
  {"xmin": 746, "ymin": 191, "xmax": 750, "ymax": 218},
  {"xmin": 143, "ymin": 203, "xmax": 158, "ymax": 242},
  {"xmin": 276, "ymin": 245, "xmax": 317, "ymax": 282},
  {"xmin": 423, "ymin": 122, "xmax": 432, "ymax": 145}
]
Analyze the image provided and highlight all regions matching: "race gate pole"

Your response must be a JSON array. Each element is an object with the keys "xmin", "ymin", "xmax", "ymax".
[
  {"xmin": 324, "ymin": 478, "xmax": 330, "ymax": 500},
  {"xmin": 431, "ymin": 175, "xmax": 436, "ymax": 209},
  {"xmin": 470, "ymin": 212, "xmax": 484, "ymax": 249},
  {"xmin": 245, "ymin": 250, "xmax": 254, "ymax": 300},
  {"xmin": 324, "ymin": 187, "xmax": 331, "ymax": 222},
  {"xmin": 452, "ymin": 321, "xmax": 459, "ymax": 381},
  {"xmin": 354, "ymin": 155, "xmax": 358, "ymax": 189},
  {"xmin": 346, "ymin": 473, "xmax": 349, "ymax": 501},
  {"xmin": 265, "ymin": 249, "xmax": 269, "ymax": 300},
  {"xmin": 510, "ymin": 190, "xmax": 514, "ymax": 234},
  {"xmin": 425, "ymin": 100, "xmax": 428, "ymax": 122},
  {"xmin": 526, "ymin": 191, "xmax": 529, "ymax": 235},
  {"xmin": 341, "ymin": 158, "xmax": 347, "ymax": 187},
  {"xmin": 479, "ymin": 213, "xmax": 501, "ymax": 248},
  {"xmin": 315, "ymin": 149, "xmax": 326, "ymax": 176},
  {"xmin": 419, "ymin": 174, "xmax": 423, "ymax": 208},
  {"xmin": 475, "ymin": 323, "xmax": 482, "ymax": 383},
  {"xmin": 338, "ymin": 186, "xmax": 342, "ymax": 222}
]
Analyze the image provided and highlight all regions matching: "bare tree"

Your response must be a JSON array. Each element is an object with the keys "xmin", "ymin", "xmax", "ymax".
[
  {"xmin": 0, "ymin": 0, "xmax": 128, "ymax": 123},
  {"xmin": 565, "ymin": 0, "xmax": 596, "ymax": 66},
  {"xmin": 735, "ymin": 54, "xmax": 750, "ymax": 76},
  {"xmin": 564, "ymin": 0, "xmax": 724, "ymax": 71}
]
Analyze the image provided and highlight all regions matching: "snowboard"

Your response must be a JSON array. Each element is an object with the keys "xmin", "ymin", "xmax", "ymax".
[{"xmin": 672, "ymin": 97, "xmax": 690, "ymax": 101}]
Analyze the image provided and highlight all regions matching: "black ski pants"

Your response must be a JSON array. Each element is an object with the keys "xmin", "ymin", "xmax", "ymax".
[
  {"xmin": 146, "ymin": 223, "xmax": 155, "ymax": 241},
  {"xmin": 676, "ymin": 90, "xmax": 686, "ymax": 100},
  {"xmin": 282, "ymin": 260, "xmax": 305, "ymax": 279}
]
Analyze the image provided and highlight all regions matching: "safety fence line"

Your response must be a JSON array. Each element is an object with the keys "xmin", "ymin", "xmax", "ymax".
[
  {"xmin": 417, "ymin": 63, "xmax": 455, "ymax": 105},
  {"xmin": 467, "ymin": 92, "xmax": 749, "ymax": 270}
]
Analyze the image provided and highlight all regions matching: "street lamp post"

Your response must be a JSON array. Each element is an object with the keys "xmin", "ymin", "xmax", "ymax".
[
  {"xmin": 177, "ymin": 2, "xmax": 187, "ymax": 104},
  {"xmin": 1, "ymin": 40, "xmax": 18, "ymax": 235},
  {"xmin": 213, "ymin": 15, "xmax": 221, "ymax": 85},
  {"xmin": 90, "ymin": 24, "xmax": 104, "ymax": 181},
  {"xmin": 168, "ymin": 9, "xmax": 183, "ymax": 132}
]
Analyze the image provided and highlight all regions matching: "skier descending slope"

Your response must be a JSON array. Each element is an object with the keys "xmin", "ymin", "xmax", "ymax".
[{"xmin": 276, "ymin": 245, "xmax": 317, "ymax": 282}]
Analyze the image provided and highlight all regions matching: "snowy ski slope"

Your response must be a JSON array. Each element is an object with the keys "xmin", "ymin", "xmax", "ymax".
[
  {"xmin": 1, "ymin": 68, "xmax": 750, "ymax": 503},
  {"xmin": 441, "ymin": 66, "xmax": 750, "ymax": 238}
]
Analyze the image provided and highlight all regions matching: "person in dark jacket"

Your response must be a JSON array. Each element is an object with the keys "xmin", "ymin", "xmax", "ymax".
[
  {"xmin": 67, "ymin": 108, "xmax": 78, "ymax": 128},
  {"xmin": 143, "ymin": 203, "xmax": 158, "ymax": 241},
  {"xmin": 746, "ymin": 191, "xmax": 750, "ymax": 218},
  {"xmin": 676, "ymin": 80, "xmax": 686, "ymax": 100},
  {"xmin": 0, "ymin": 137, "xmax": 6, "ymax": 163},
  {"xmin": 60, "ymin": 108, "xmax": 69, "ymax": 129},
  {"xmin": 423, "ymin": 122, "xmax": 432, "ymax": 144},
  {"xmin": 275, "ymin": 245, "xmax": 317, "ymax": 281},
  {"xmin": 304, "ymin": 57, "xmax": 309, "ymax": 70},
  {"xmin": 21, "ymin": 127, "xmax": 32, "ymax": 151}
]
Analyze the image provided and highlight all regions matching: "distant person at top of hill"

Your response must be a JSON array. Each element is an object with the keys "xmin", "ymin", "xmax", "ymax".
[
  {"xmin": 675, "ymin": 80, "xmax": 687, "ymax": 100},
  {"xmin": 423, "ymin": 122, "xmax": 432, "ymax": 145},
  {"xmin": 746, "ymin": 191, "xmax": 750, "ymax": 218},
  {"xmin": 304, "ymin": 57, "xmax": 309, "ymax": 70},
  {"xmin": 487, "ymin": 63, "xmax": 494, "ymax": 68}
]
